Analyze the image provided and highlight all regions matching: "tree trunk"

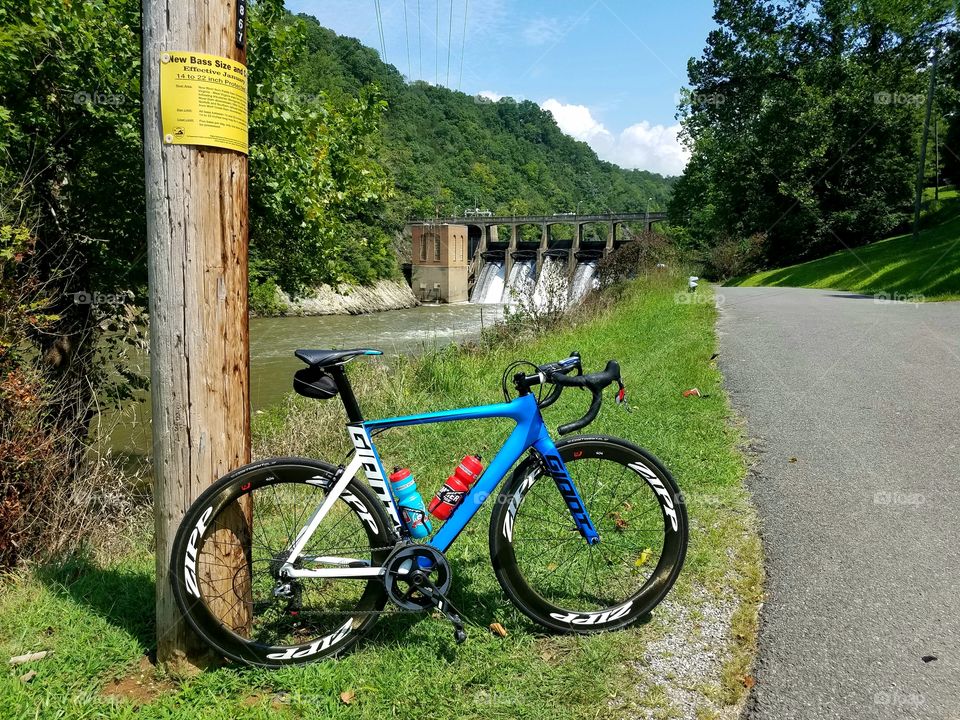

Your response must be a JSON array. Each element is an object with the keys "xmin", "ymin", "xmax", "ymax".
[{"xmin": 142, "ymin": 0, "xmax": 251, "ymax": 672}]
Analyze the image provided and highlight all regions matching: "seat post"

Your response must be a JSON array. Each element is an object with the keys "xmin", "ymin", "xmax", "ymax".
[{"xmin": 327, "ymin": 364, "xmax": 364, "ymax": 422}]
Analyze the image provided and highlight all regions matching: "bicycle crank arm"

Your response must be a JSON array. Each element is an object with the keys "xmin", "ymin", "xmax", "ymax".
[{"xmin": 415, "ymin": 575, "xmax": 467, "ymax": 644}]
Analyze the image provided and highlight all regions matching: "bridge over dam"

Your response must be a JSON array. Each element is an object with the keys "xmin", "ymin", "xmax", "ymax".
[{"xmin": 405, "ymin": 212, "xmax": 667, "ymax": 304}]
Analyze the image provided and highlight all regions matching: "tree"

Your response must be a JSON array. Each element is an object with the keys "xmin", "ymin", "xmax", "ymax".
[{"xmin": 672, "ymin": 0, "xmax": 954, "ymax": 266}]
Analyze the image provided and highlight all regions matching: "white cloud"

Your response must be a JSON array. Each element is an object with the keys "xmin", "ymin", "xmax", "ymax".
[
  {"xmin": 541, "ymin": 99, "xmax": 613, "ymax": 147},
  {"xmin": 478, "ymin": 90, "xmax": 503, "ymax": 102},
  {"xmin": 613, "ymin": 121, "xmax": 690, "ymax": 176},
  {"xmin": 541, "ymin": 98, "xmax": 689, "ymax": 176}
]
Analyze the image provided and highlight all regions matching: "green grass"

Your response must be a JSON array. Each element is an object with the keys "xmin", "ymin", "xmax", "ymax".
[
  {"xmin": 0, "ymin": 278, "xmax": 760, "ymax": 719},
  {"xmin": 735, "ymin": 189, "xmax": 960, "ymax": 300}
]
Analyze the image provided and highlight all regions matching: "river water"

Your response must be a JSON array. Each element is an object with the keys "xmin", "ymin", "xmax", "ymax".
[{"xmin": 100, "ymin": 303, "xmax": 502, "ymax": 459}]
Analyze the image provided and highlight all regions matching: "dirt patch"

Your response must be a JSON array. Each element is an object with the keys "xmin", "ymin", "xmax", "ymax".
[{"xmin": 101, "ymin": 656, "xmax": 176, "ymax": 705}]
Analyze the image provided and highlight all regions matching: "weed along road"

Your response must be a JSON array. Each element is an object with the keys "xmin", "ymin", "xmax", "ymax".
[{"xmin": 717, "ymin": 286, "xmax": 960, "ymax": 719}]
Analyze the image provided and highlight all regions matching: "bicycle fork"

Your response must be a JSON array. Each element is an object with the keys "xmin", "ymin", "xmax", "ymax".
[{"xmin": 532, "ymin": 435, "xmax": 601, "ymax": 545}]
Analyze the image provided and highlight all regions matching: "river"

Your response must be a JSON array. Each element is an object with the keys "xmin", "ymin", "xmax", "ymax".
[{"xmin": 99, "ymin": 303, "xmax": 503, "ymax": 460}]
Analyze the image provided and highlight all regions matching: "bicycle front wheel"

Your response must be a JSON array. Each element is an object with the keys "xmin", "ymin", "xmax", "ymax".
[
  {"xmin": 489, "ymin": 436, "xmax": 687, "ymax": 632},
  {"xmin": 170, "ymin": 457, "xmax": 395, "ymax": 667}
]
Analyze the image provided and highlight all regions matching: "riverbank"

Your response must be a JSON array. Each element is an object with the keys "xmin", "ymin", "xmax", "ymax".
[
  {"xmin": 97, "ymin": 303, "xmax": 503, "ymax": 461},
  {"xmin": 277, "ymin": 278, "xmax": 418, "ymax": 315},
  {"xmin": 0, "ymin": 277, "xmax": 761, "ymax": 719}
]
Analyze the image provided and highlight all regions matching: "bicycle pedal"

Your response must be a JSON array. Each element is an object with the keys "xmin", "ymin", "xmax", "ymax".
[{"xmin": 419, "ymin": 578, "xmax": 468, "ymax": 644}]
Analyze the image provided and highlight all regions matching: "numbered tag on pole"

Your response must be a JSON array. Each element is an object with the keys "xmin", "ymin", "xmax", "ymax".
[{"xmin": 235, "ymin": 0, "xmax": 247, "ymax": 49}]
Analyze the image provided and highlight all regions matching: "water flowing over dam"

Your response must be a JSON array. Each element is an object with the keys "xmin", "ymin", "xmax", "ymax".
[
  {"xmin": 406, "ymin": 211, "xmax": 666, "ymax": 306},
  {"xmin": 472, "ymin": 258, "xmax": 506, "ymax": 304},
  {"xmin": 471, "ymin": 251, "xmax": 599, "ymax": 307}
]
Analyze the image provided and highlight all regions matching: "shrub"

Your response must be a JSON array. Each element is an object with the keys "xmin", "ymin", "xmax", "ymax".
[
  {"xmin": 597, "ymin": 229, "xmax": 679, "ymax": 287},
  {"xmin": 249, "ymin": 276, "xmax": 284, "ymax": 316},
  {"xmin": 705, "ymin": 233, "xmax": 768, "ymax": 281}
]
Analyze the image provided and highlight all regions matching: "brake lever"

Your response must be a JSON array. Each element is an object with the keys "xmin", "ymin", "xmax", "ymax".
[{"xmin": 615, "ymin": 379, "xmax": 631, "ymax": 412}]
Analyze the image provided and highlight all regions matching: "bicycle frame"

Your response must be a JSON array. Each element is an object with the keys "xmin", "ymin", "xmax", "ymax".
[{"xmin": 280, "ymin": 392, "xmax": 599, "ymax": 579}]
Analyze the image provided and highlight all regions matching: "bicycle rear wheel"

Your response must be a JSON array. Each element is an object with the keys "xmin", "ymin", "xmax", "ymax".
[
  {"xmin": 489, "ymin": 436, "xmax": 687, "ymax": 632},
  {"xmin": 170, "ymin": 457, "xmax": 395, "ymax": 666}
]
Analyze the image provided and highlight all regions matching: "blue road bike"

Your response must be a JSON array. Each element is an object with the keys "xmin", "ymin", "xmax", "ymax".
[{"xmin": 171, "ymin": 349, "xmax": 688, "ymax": 666}]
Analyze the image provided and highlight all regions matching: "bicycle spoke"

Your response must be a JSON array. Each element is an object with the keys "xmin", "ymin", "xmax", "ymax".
[
  {"xmin": 506, "ymin": 448, "xmax": 678, "ymax": 616},
  {"xmin": 190, "ymin": 471, "xmax": 385, "ymax": 652}
]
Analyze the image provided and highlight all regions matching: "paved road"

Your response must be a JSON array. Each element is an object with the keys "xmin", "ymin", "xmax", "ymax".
[{"xmin": 717, "ymin": 286, "xmax": 960, "ymax": 720}]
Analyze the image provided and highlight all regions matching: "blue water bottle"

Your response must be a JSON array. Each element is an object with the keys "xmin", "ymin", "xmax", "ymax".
[{"xmin": 388, "ymin": 467, "xmax": 432, "ymax": 538}]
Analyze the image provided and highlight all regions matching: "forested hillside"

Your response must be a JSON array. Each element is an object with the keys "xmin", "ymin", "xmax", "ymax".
[{"xmin": 293, "ymin": 15, "xmax": 675, "ymax": 226}]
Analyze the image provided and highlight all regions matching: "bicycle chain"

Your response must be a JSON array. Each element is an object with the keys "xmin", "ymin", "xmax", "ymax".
[{"xmin": 288, "ymin": 543, "xmax": 428, "ymax": 617}]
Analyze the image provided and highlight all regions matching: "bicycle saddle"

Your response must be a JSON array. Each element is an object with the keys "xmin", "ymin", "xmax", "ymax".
[{"xmin": 294, "ymin": 348, "xmax": 383, "ymax": 367}]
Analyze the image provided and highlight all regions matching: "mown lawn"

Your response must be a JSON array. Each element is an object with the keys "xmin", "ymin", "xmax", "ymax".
[
  {"xmin": 735, "ymin": 189, "xmax": 960, "ymax": 300},
  {"xmin": 0, "ymin": 277, "xmax": 760, "ymax": 719}
]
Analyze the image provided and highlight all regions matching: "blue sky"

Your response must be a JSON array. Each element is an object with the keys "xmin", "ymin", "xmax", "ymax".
[{"xmin": 284, "ymin": 1, "xmax": 718, "ymax": 175}]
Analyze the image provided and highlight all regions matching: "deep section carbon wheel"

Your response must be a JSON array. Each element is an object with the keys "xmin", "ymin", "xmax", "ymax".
[
  {"xmin": 489, "ymin": 436, "xmax": 687, "ymax": 632},
  {"xmin": 170, "ymin": 457, "xmax": 394, "ymax": 667}
]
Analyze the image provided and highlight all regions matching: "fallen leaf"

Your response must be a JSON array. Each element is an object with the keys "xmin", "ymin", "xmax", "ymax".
[
  {"xmin": 922, "ymin": 655, "xmax": 937, "ymax": 663},
  {"xmin": 9, "ymin": 651, "xmax": 49, "ymax": 666},
  {"xmin": 340, "ymin": 690, "xmax": 355, "ymax": 705},
  {"xmin": 635, "ymin": 548, "xmax": 653, "ymax": 567},
  {"xmin": 546, "ymin": 562, "xmax": 558, "ymax": 572},
  {"xmin": 489, "ymin": 622, "xmax": 507, "ymax": 638},
  {"xmin": 19, "ymin": 670, "xmax": 36, "ymax": 683},
  {"xmin": 743, "ymin": 675, "xmax": 755, "ymax": 689},
  {"xmin": 682, "ymin": 388, "xmax": 701, "ymax": 398},
  {"xmin": 788, "ymin": 457, "xmax": 798, "ymax": 463}
]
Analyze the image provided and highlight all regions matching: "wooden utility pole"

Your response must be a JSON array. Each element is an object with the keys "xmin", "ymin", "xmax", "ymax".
[
  {"xmin": 913, "ymin": 48, "xmax": 939, "ymax": 239},
  {"xmin": 142, "ymin": 0, "xmax": 251, "ymax": 671}
]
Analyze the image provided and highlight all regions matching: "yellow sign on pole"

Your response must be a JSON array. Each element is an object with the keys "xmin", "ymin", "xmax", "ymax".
[{"xmin": 160, "ymin": 51, "xmax": 248, "ymax": 154}]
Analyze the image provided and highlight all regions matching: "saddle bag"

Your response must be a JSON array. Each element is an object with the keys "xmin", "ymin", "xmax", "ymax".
[{"xmin": 293, "ymin": 366, "xmax": 340, "ymax": 399}]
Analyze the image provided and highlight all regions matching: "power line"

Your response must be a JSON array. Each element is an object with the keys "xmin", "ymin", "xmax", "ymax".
[
  {"xmin": 458, "ymin": 0, "xmax": 469, "ymax": 90},
  {"xmin": 417, "ymin": 0, "xmax": 423, "ymax": 80},
  {"xmin": 446, "ymin": 0, "xmax": 454, "ymax": 87},
  {"xmin": 374, "ymin": 0, "xmax": 387, "ymax": 61},
  {"xmin": 435, "ymin": 0, "xmax": 439, "ymax": 85},
  {"xmin": 403, "ymin": 0, "xmax": 412, "ymax": 78}
]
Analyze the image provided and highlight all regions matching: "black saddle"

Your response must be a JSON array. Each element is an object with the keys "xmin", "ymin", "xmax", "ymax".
[{"xmin": 294, "ymin": 347, "xmax": 382, "ymax": 367}]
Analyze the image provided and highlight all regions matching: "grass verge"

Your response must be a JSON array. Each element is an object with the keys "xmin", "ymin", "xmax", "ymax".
[
  {"xmin": 734, "ymin": 189, "xmax": 960, "ymax": 301},
  {"xmin": 0, "ymin": 277, "xmax": 761, "ymax": 719}
]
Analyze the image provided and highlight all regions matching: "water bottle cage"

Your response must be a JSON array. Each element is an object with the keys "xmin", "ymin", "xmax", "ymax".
[{"xmin": 401, "ymin": 506, "xmax": 429, "ymax": 530}]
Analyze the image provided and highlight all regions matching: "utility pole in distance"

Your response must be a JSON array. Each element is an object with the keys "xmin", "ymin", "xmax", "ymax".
[
  {"xmin": 913, "ymin": 48, "xmax": 939, "ymax": 240},
  {"xmin": 142, "ymin": 0, "xmax": 251, "ymax": 672}
]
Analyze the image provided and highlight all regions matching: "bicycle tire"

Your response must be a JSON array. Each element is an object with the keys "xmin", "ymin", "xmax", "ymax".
[
  {"xmin": 489, "ymin": 436, "xmax": 687, "ymax": 633},
  {"xmin": 170, "ymin": 457, "xmax": 394, "ymax": 667}
]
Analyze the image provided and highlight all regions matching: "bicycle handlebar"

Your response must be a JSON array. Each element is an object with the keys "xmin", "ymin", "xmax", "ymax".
[{"xmin": 513, "ymin": 352, "xmax": 623, "ymax": 435}]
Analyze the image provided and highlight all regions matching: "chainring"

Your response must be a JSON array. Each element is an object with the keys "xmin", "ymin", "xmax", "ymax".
[{"xmin": 383, "ymin": 544, "xmax": 452, "ymax": 611}]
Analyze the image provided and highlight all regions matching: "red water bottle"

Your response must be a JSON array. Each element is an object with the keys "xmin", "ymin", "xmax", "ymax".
[{"xmin": 429, "ymin": 455, "xmax": 483, "ymax": 520}]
